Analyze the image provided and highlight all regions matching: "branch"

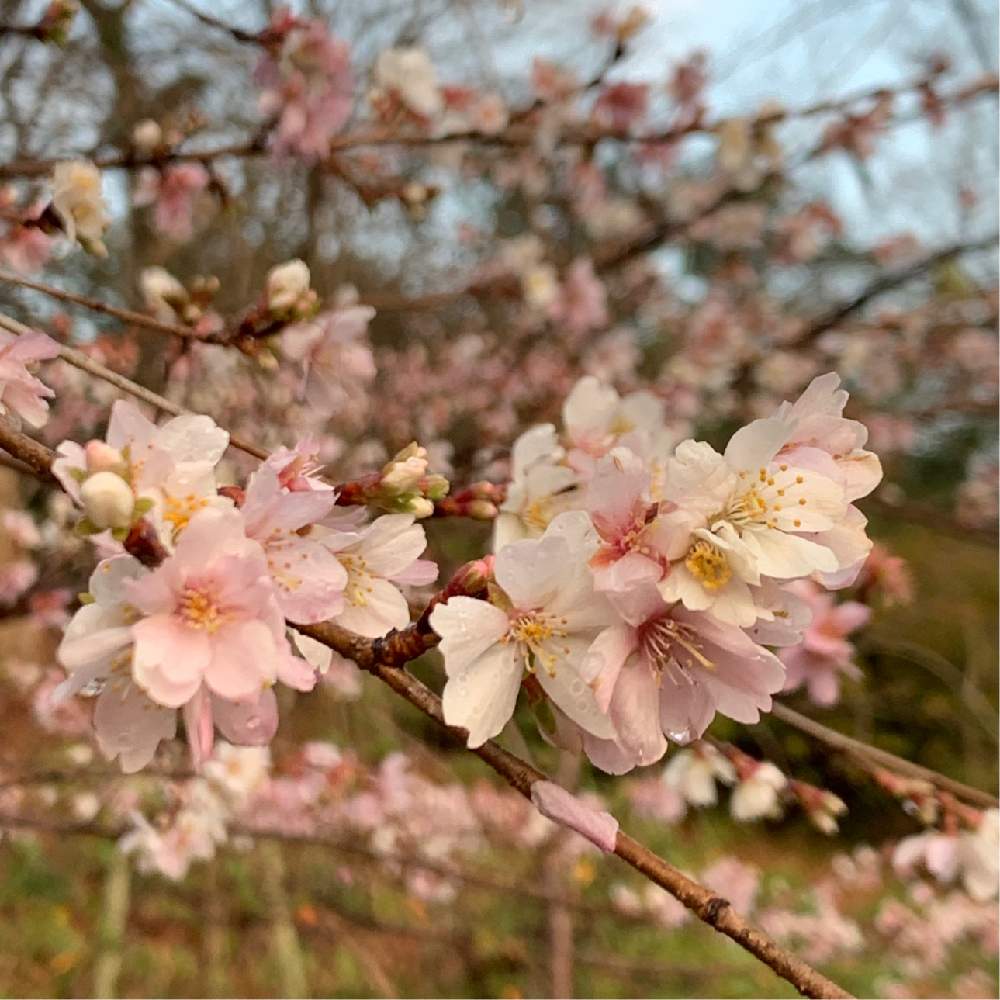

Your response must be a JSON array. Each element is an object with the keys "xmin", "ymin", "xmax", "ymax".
[
  {"xmin": 162, "ymin": 0, "xmax": 264, "ymax": 46},
  {"xmin": 796, "ymin": 234, "xmax": 998, "ymax": 346},
  {"xmin": 771, "ymin": 702, "xmax": 998, "ymax": 809},
  {"xmin": 0, "ymin": 73, "xmax": 992, "ymax": 180},
  {"xmin": 0, "ymin": 309, "xmax": 267, "ymax": 461},
  {"xmin": 0, "ymin": 415, "xmax": 852, "ymax": 1000},
  {"xmin": 0, "ymin": 269, "xmax": 219, "ymax": 343}
]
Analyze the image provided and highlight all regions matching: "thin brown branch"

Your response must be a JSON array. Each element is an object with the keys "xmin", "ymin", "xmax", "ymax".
[
  {"xmin": 0, "ymin": 269, "xmax": 217, "ymax": 343},
  {"xmin": 771, "ymin": 702, "xmax": 998, "ymax": 809},
  {"xmin": 796, "ymin": 234, "xmax": 998, "ymax": 346},
  {"xmin": 0, "ymin": 73, "xmax": 992, "ymax": 181},
  {"xmin": 162, "ymin": 0, "xmax": 264, "ymax": 45},
  {"xmin": 0, "ymin": 309, "xmax": 267, "ymax": 461}
]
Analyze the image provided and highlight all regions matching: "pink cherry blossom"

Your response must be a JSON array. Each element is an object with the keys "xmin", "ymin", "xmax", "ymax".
[
  {"xmin": 241, "ymin": 461, "xmax": 346, "ymax": 622},
  {"xmin": 780, "ymin": 579, "xmax": 870, "ymax": 705},
  {"xmin": 125, "ymin": 507, "xmax": 298, "ymax": 707},
  {"xmin": 0, "ymin": 327, "xmax": 59, "ymax": 428},
  {"xmin": 134, "ymin": 164, "xmax": 211, "ymax": 242},
  {"xmin": 256, "ymin": 15, "xmax": 354, "ymax": 160}
]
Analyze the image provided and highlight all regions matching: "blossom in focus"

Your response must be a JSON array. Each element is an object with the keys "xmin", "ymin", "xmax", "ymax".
[
  {"xmin": 125, "ymin": 507, "xmax": 297, "ymax": 707},
  {"xmin": 56, "ymin": 555, "xmax": 177, "ymax": 772},
  {"xmin": 780, "ymin": 579, "xmax": 870, "ymax": 706},
  {"xmin": 53, "ymin": 400, "xmax": 232, "ymax": 547},
  {"xmin": 51, "ymin": 161, "xmax": 109, "ymax": 256},
  {"xmin": 0, "ymin": 327, "xmax": 59, "ymax": 427},
  {"xmin": 584, "ymin": 582, "xmax": 786, "ymax": 768},
  {"xmin": 494, "ymin": 424, "xmax": 577, "ymax": 549},
  {"xmin": 373, "ymin": 47, "xmax": 443, "ymax": 119},
  {"xmin": 241, "ymin": 460, "xmax": 346, "ymax": 622},
  {"xmin": 432, "ymin": 511, "xmax": 617, "ymax": 747},
  {"xmin": 326, "ymin": 513, "xmax": 434, "ymax": 638}
]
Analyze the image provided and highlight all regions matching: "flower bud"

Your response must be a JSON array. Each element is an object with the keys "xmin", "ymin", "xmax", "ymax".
[
  {"xmin": 381, "ymin": 443, "xmax": 429, "ymax": 493},
  {"xmin": 132, "ymin": 119, "xmax": 163, "ymax": 154},
  {"xmin": 84, "ymin": 440, "xmax": 124, "ymax": 474},
  {"xmin": 408, "ymin": 497, "xmax": 435, "ymax": 519},
  {"xmin": 266, "ymin": 259, "xmax": 311, "ymax": 313},
  {"xmin": 80, "ymin": 471, "xmax": 134, "ymax": 530}
]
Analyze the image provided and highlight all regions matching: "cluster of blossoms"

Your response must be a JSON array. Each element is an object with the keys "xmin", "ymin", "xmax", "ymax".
[
  {"xmin": 114, "ymin": 742, "xmax": 597, "ymax": 893},
  {"xmin": 51, "ymin": 401, "xmax": 436, "ymax": 771},
  {"xmin": 628, "ymin": 741, "xmax": 847, "ymax": 834},
  {"xmin": 432, "ymin": 372, "xmax": 882, "ymax": 771},
  {"xmin": 255, "ymin": 9, "xmax": 353, "ymax": 160}
]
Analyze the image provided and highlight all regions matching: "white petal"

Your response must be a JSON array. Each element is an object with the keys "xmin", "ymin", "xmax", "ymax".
[
  {"xmin": 533, "ymin": 636, "xmax": 616, "ymax": 740},
  {"xmin": 442, "ymin": 643, "xmax": 523, "ymax": 748},
  {"xmin": 429, "ymin": 597, "xmax": 509, "ymax": 676}
]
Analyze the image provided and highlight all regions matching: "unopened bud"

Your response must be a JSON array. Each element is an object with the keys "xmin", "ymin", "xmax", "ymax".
[
  {"xmin": 408, "ymin": 497, "xmax": 435, "ymax": 519},
  {"xmin": 422, "ymin": 474, "xmax": 449, "ymax": 501},
  {"xmin": 465, "ymin": 499, "xmax": 498, "ymax": 520},
  {"xmin": 266, "ymin": 259, "xmax": 311, "ymax": 313},
  {"xmin": 84, "ymin": 440, "xmax": 124, "ymax": 474},
  {"xmin": 80, "ymin": 471, "xmax": 135, "ymax": 530},
  {"xmin": 381, "ymin": 442, "xmax": 429, "ymax": 493},
  {"xmin": 132, "ymin": 119, "xmax": 163, "ymax": 154}
]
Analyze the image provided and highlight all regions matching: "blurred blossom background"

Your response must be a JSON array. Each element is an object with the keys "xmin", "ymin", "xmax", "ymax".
[{"xmin": 0, "ymin": 0, "xmax": 996, "ymax": 997}]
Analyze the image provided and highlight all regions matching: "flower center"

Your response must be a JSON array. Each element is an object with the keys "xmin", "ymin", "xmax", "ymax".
[
  {"xmin": 179, "ymin": 586, "xmax": 226, "ymax": 633},
  {"xmin": 338, "ymin": 553, "xmax": 372, "ymax": 607},
  {"xmin": 163, "ymin": 492, "xmax": 209, "ymax": 537},
  {"xmin": 684, "ymin": 539, "xmax": 732, "ymax": 591},
  {"xmin": 522, "ymin": 498, "xmax": 554, "ymax": 533},
  {"xmin": 641, "ymin": 617, "xmax": 716, "ymax": 677},
  {"xmin": 504, "ymin": 612, "xmax": 570, "ymax": 676}
]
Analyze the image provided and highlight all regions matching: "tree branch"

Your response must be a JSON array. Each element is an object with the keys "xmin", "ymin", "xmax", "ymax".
[
  {"xmin": 0, "ymin": 73, "xmax": 992, "ymax": 181},
  {"xmin": 771, "ymin": 703, "xmax": 998, "ymax": 809}
]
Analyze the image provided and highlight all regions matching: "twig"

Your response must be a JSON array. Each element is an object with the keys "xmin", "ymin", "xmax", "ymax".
[
  {"xmin": 0, "ymin": 72, "xmax": 992, "ymax": 181},
  {"xmin": 0, "ymin": 309, "xmax": 267, "ymax": 461},
  {"xmin": 771, "ymin": 702, "xmax": 998, "ymax": 809},
  {"xmin": 162, "ymin": 0, "xmax": 263, "ymax": 45},
  {"xmin": 796, "ymin": 234, "xmax": 998, "ymax": 346}
]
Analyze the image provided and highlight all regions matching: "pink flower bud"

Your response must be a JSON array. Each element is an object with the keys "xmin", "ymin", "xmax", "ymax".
[{"xmin": 84, "ymin": 440, "xmax": 123, "ymax": 473}]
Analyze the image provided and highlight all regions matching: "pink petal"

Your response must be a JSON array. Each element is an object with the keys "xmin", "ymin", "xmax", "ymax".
[{"xmin": 530, "ymin": 780, "xmax": 619, "ymax": 852}]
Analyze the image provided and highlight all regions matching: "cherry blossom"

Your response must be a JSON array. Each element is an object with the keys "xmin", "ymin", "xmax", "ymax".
[
  {"xmin": 133, "ymin": 163, "xmax": 210, "ymax": 242},
  {"xmin": 663, "ymin": 743, "xmax": 736, "ymax": 806},
  {"xmin": 126, "ymin": 507, "xmax": 301, "ymax": 707},
  {"xmin": 780, "ymin": 579, "xmax": 870, "ymax": 705},
  {"xmin": 731, "ymin": 762, "xmax": 788, "ymax": 821},
  {"xmin": 432, "ymin": 511, "xmax": 616, "ymax": 747},
  {"xmin": 50, "ymin": 160, "xmax": 109, "ymax": 256},
  {"xmin": 326, "ymin": 513, "xmax": 434, "ymax": 638},
  {"xmin": 241, "ymin": 461, "xmax": 346, "ymax": 622},
  {"xmin": 0, "ymin": 327, "xmax": 59, "ymax": 427},
  {"xmin": 373, "ymin": 47, "xmax": 443, "ymax": 120},
  {"xmin": 256, "ymin": 14, "xmax": 354, "ymax": 160}
]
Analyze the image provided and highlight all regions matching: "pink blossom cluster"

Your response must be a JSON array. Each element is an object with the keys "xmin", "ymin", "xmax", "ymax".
[
  {"xmin": 52, "ymin": 402, "xmax": 435, "ymax": 772},
  {"xmin": 256, "ymin": 10, "xmax": 354, "ymax": 160},
  {"xmin": 432, "ymin": 372, "xmax": 881, "ymax": 772}
]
